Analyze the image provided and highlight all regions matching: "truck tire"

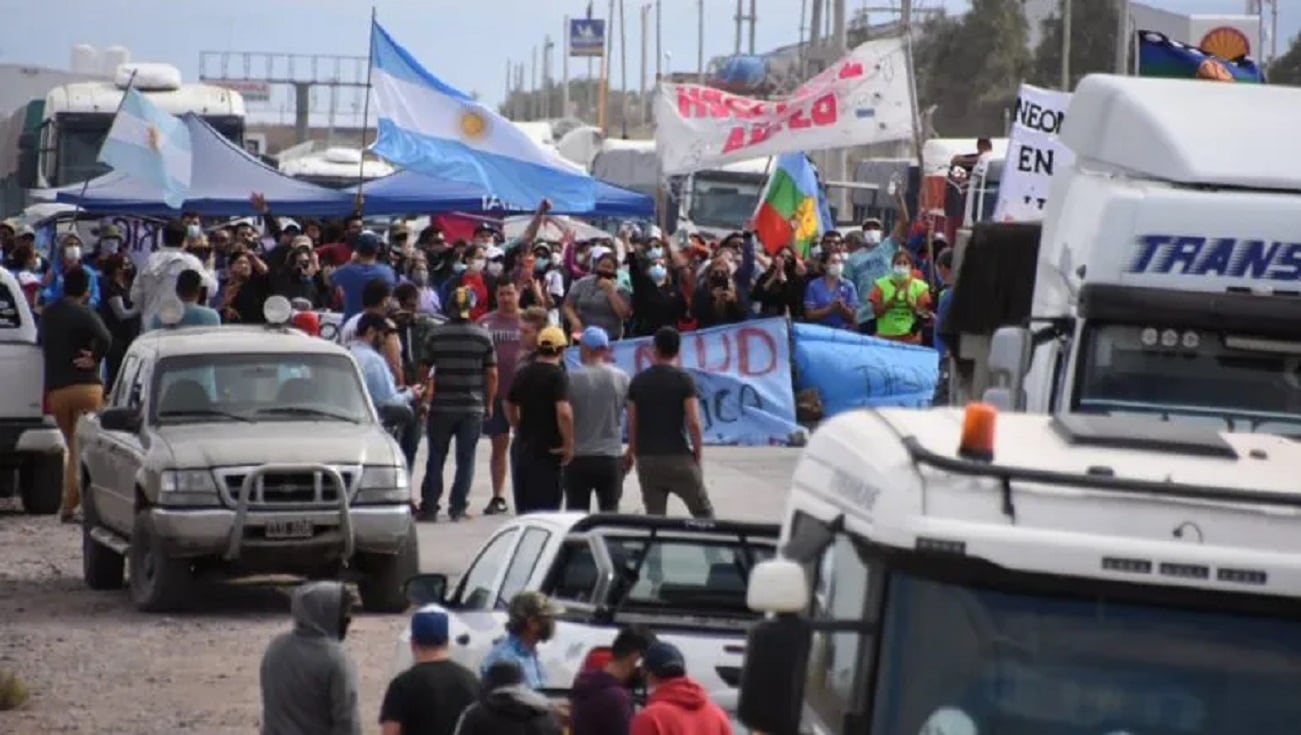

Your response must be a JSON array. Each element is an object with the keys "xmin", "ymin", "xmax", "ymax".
[
  {"xmin": 19, "ymin": 454, "xmax": 62, "ymax": 516},
  {"xmin": 82, "ymin": 482, "xmax": 124, "ymax": 590},
  {"xmin": 357, "ymin": 518, "xmax": 420, "ymax": 613},
  {"xmin": 128, "ymin": 511, "xmax": 191, "ymax": 612}
]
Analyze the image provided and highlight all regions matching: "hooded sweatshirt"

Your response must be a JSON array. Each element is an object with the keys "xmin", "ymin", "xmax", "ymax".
[
  {"xmin": 630, "ymin": 676, "xmax": 733, "ymax": 735},
  {"xmin": 131, "ymin": 247, "xmax": 218, "ymax": 332},
  {"xmin": 570, "ymin": 669, "xmax": 634, "ymax": 735},
  {"xmin": 454, "ymin": 684, "xmax": 563, "ymax": 735},
  {"xmin": 260, "ymin": 581, "xmax": 361, "ymax": 735}
]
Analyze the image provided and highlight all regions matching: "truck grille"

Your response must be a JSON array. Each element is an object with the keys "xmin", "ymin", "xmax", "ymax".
[{"xmin": 217, "ymin": 467, "xmax": 356, "ymax": 507}]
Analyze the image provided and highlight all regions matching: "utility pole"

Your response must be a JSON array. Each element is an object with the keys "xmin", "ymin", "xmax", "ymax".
[
  {"xmin": 544, "ymin": 34, "xmax": 554, "ymax": 119},
  {"xmin": 1114, "ymin": 0, "xmax": 1129, "ymax": 74},
  {"xmin": 831, "ymin": 0, "xmax": 848, "ymax": 221},
  {"xmin": 735, "ymin": 0, "xmax": 743, "ymax": 54},
  {"xmin": 562, "ymin": 18, "xmax": 571, "ymax": 119},
  {"xmin": 620, "ymin": 0, "xmax": 628, "ymax": 138},
  {"xmin": 697, "ymin": 0, "xmax": 705, "ymax": 82},
  {"xmin": 640, "ymin": 3, "xmax": 649, "ymax": 127},
  {"xmin": 1060, "ymin": 0, "xmax": 1071, "ymax": 91},
  {"xmin": 505, "ymin": 58, "xmax": 512, "ymax": 117},
  {"xmin": 807, "ymin": 0, "xmax": 823, "ymax": 77},
  {"xmin": 655, "ymin": 0, "xmax": 662, "ymax": 80},
  {"xmin": 530, "ymin": 45, "xmax": 537, "ymax": 120},
  {"xmin": 749, "ymin": 0, "xmax": 757, "ymax": 55}
]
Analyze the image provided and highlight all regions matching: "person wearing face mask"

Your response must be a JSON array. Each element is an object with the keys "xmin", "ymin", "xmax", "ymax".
[
  {"xmin": 90, "ymin": 223, "xmax": 124, "ymax": 266},
  {"xmin": 563, "ymin": 248, "xmax": 631, "ymax": 340},
  {"xmin": 406, "ymin": 252, "xmax": 442, "ymax": 315},
  {"xmin": 439, "ymin": 244, "xmax": 493, "ymax": 322},
  {"xmin": 480, "ymin": 592, "xmax": 565, "ymax": 690},
  {"xmin": 97, "ymin": 255, "xmax": 140, "ymax": 387},
  {"xmin": 869, "ymin": 251, "xmax": 933, "ymax": 344},
  {"xmin": 629, "ymin": 240, "xmax": 688, "ymax": 336},
  {"xmin": 260, "ymin": 581, "xmax": 363, "ymax": 735},
  {"xmin": 569, "ymin": 627, "xmax": 656, "ymax": 735},
  {"xmin": 41, "ymin": 234, "xmax": 102, "ymax": 309},
  {"xmin": 845, "ymin": 194, "xmax": 907, "ymax": 335},
  {"xmin": 803, "ymin": 251, "xmax": 859, "ymax": 330}
]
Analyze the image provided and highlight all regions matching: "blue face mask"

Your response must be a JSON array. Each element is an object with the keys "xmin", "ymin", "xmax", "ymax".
[
  {"xmin": 648, "ymin": 247, "xmax": 664, "ymax": 260},
  {"xmin": 452, "ymin": 262, "xmax": 467, "ymax": 274},
  {"xmin": 534, "ymin": 258, "xmax": 550, "ymax": 273},
  {"xmin": 649, "ymin": 264, "xmax": 668, "ymax": 283}
]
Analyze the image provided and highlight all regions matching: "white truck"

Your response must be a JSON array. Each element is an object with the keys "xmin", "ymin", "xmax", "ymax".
[
  {"xmin": 738, "ymin": 404, "xmax": 1301, "ymax": 735},
  {"xmin": 395, "ymin": 512, "xmax": 778, "ymax": 694},
  {"xmin": 946, "ymin": 74, "xmax": 1301, "ymax": 437}
]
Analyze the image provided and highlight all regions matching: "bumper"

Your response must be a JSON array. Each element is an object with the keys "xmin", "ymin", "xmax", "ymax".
[
  {"xmin": 149, "ymin": 505, "xmax": 412, "ymax": 559},
  {"xmin": 0, "ymin": 417, "xmax": 65, "ymax": 459}
]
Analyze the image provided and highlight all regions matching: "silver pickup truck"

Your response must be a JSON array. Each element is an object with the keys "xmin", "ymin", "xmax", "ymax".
[{"xmin": 76, "ymin": 316, "xmax": 417, "ymax": 612}]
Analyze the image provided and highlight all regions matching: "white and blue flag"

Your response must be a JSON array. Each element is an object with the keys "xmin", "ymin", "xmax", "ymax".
[
  {"xmin": 97, "ymin": 88, "xmax": 192, "ymax": 209},
  {"xmin": 369, "ymin": 22, "xmax": 596, "ymax": 212}
]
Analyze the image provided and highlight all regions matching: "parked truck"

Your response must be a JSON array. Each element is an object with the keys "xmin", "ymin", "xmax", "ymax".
[{"xmin": 943, "ymin": 74, "xmax": 1301, "ymax": 437}]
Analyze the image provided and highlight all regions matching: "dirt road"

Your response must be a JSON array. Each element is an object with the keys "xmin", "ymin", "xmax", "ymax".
[{"xmin": 0, "ymin": 502, "xmax": 406, "ymax": 735}]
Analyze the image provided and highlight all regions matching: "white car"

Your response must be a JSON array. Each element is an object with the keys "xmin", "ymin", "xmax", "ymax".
[
  {"xmin": 0, "ymin": 266, "xmax": 66, "ymax": 514},
  {"xmin": 394, "ymin": 512, "xmax": 779, "ymax": 694},
  {"xmin": 77, "ymin": 302, "xmax": 417, "ymax": 612}
]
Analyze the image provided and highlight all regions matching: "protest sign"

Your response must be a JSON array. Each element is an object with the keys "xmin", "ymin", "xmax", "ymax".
[
  {"xmin": 565, "ymin": 318, "xmax": 799, "ymax": 446},
  {"xmin": 655, "ymin": 37, "xmax": 914, "ymax": 175},
  {"xmin": 792, "ymin": 323, "xmax": 937, "ymax": 415},
  {"xmin": 993, "ymin": 83, "xmax": 1075, "ymax": 223},
  {"xmin": 317, "ymin": 311, "xmax": 345, "ymax": 343},
  {"xmin": 67, "ymin": 216, "xmax": 166, "ymax": 270}
]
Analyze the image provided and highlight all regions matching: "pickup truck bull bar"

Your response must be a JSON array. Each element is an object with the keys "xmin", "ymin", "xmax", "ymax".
[{"xmin": 224, "ymin": 463, "xmax": 354, "ymax": 562}]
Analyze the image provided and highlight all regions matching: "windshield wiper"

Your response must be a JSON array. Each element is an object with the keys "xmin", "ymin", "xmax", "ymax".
[
  {"xmin": 157, "ymin": 408, "xmax": 254, "ymax": 423},
  {"xmin": 256, "ymin": 406, "xmax": 361, "ymax": 423}
]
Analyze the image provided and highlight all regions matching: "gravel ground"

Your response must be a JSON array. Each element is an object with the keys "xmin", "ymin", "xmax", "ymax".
[{"xmin": 0, "ymin": 499, "xmax": 406, "ymax": 735}]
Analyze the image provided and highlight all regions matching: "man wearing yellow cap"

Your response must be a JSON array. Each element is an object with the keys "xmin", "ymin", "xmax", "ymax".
[{"xmin": 504, "ymin": 325, "xmax": 574, "ymax": 513}]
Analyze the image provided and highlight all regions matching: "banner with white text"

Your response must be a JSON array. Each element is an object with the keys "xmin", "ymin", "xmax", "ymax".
[
  {"xmin": 655, "ymin": 37, "xmax": 914, "ymax": 175},
  {"xmin": 993, "ymin": 83, "xmax": 1075, "ymax": 222},
  {"xmin": 564, "ymin": 318, "xmax": 801, "ymax": 446}
]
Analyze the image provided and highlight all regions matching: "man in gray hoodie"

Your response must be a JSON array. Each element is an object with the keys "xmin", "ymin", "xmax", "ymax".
[{"xmin": 260, "ymin": 581, "xmax": 363, "ymax": 735}]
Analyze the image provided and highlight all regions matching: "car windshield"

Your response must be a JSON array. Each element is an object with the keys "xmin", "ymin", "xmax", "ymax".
[
  {"xmin": 869, "ymin": 573, "xmax": 1301, "ymax": 735},
  {"xmin": 602, "ymin": 534, "xmax": 774, "ymax": 615},
  {"xmin": 688, "ymin": 175, "xmax": 765, "ymax": 230},
  {"xmin": 149, "ymin": 352, "xmax": 371, "ymax": 425},
  {"xmin": 1075, "ymin": 324, "xmax": 1301, "ymax": 438}
]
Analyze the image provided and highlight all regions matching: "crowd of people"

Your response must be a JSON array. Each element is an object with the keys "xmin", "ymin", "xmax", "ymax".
[{"xmin": 260, "ymin": 581, "xmax": 734, "ymax": 735}]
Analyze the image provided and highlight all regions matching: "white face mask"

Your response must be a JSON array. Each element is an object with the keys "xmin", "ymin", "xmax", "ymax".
[
  {"xmin": 863, "ymin": 229, "xmax": 882, "ymax": 246},
  {"xmin": 64, "ymin": 246, "xmax": 82, "ymax": 262},
  {"xmin": 468, "ymin": 258, "xmax": 486, "ymax": 273},
  {"xmin": 893, "ymin": 264, "xmax": 911, "ymax": 278},
  {"xmin": 486, "ymin": 261, "xmax": 504, "ymax": 277},
  {"xmin": 827, "ymin": 263, "xmax": 844, "ymax": 278}
]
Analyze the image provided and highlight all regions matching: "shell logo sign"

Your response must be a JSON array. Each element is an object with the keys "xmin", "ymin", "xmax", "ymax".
[{"xmin": 1199, "ymin": 26, "xmax": 1252, "ymax": 61}]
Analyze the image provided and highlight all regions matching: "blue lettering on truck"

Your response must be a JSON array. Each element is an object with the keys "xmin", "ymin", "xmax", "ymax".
[{"xmin": 1126, "ymin": 235, "xmax": 1301, "ymax": 281}]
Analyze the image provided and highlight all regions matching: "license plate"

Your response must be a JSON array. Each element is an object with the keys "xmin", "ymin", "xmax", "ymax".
[{"xmin": 265, "ymin": 518, "xmax": 314, "ymax": 540}]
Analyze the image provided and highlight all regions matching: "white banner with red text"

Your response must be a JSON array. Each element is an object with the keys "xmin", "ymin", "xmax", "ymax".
[{"xmin": 654, "ymin": 37, "xmax": 915, "ymax": 175}]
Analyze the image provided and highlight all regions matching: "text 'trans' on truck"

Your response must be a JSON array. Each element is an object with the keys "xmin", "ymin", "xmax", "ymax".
[
  {"xmin": 737, "ymin": 403, "xmax": 1301, "ymax": 735},
  {"xmin": 943, "ymin": 74, "xmax": 1301, "ymax": 437}
]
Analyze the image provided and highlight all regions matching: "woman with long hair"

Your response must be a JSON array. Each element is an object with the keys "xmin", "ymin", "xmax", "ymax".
[{"xmin": 98, "ymin": 254, "xmax": 140, "ymax": 387}]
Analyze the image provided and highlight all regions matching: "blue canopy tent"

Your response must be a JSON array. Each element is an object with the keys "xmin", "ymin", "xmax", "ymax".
[
  {"xmin": 55, "ymin": 114, "xmax": 354, "ymax": 216},
  {"xmin": 351, "ymin": 169, "xmax": 655, "ymax": 218}
]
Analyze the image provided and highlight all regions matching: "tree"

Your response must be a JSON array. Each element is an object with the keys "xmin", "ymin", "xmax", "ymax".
[
  {"xmin": 1268, "ymin": 33, "xmax": 1301, "ymax": 85},
  {"xmin": 1029, "ymin": 0, "xmax": 1119, "ymax": 91},
  {"xmin": 914, "ymin": 0, "xmax": 1032, "ymax": 137}
]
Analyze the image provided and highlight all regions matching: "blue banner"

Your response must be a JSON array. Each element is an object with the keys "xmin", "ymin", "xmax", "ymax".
[
  {"xmin": 792, "ymin": 323, "xmax": 938, "ymax": 415},
  {"xmin": 566, "ymin": 318, "xmax": 799, "ymax": 446},
  {"xmin": 569, "ymin": 19, "xmax": 606, "ymax": 57}
]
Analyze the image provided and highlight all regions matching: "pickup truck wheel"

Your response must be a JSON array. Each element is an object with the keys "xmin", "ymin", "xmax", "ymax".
[
  {"xmin": 19, "ymin": 454, "xmax": 62, "ymax": 516},
  {"xmin": 128, "ymin": 511, "xmax": 191, "ymax": 612},
  {"xmin": 82, "ymin": 487, "xmax": 124, "ymax": 590},
  {"xmin": 357, "ymin": 518, "xmax": 420, "ymax": 613}
]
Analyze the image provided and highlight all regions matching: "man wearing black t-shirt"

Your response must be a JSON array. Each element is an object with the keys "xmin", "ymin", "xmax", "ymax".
[
  {"xmin": 379, "ymin": 610, "xmax": 479, "ymax": 735},
  {"xmin": 626, "ymin": 327, "xmax": 713, "ymax": 517},
  {"xmin": 506, "ymin": 325, "xmax": 574, "ymax": 513}
]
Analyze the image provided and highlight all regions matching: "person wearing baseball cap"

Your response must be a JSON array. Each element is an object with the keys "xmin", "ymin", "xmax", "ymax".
[
  {"xmin": 505, "ymin": 325, "xmax": 573, "ymax": 513},
  {"xmin": 629, "ymin": 641, "xmax": 731, "ymax": 735},
  {"xmin": 480, "ymin": 591, "xmax": 565, "ymax": 690},
  {"xmin": 563, "ymin": 326, "xmax": 631, "ymax": 512},
  {"xmin": 379, "ymin": 610, "xmax": 479, "ymax": 735}
]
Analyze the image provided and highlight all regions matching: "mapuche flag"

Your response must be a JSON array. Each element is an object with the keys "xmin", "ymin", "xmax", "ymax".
[{"xmin": 753, "ymin": 152, "xmax": 831, "ymax": 257}]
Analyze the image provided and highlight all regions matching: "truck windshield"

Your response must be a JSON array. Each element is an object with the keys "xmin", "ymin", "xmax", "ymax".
[
  {"xmin": 687, "ymin": 175, "xmax": 765, "ymax": 230},
  {"xmin": 150, "ymin": 352, "xmax": 371, "ymax": 425},
  {"xmin": 869, "ymin": 573, "xmax": 1301, "ymax": 735},
  {"xmin": 1074, "ymin": 324, "xmax": 1301, "ymax": 438},
  {"xmin": 57, "ymin": 122, "xmax": 113, "ymax": 186}
]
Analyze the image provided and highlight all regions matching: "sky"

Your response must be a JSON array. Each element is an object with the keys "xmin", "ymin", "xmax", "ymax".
[{"xmin": 1, "ymin": 0, "xmax": 1292, "ymax": 125}]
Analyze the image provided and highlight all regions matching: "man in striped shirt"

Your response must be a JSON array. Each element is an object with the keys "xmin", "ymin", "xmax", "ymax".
[{"xmin": 418, "ymin": 287, "xmax": 498, "ymax": 522}]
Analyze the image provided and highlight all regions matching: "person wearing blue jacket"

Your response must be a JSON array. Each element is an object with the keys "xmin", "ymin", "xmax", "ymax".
[{"xmin": 41, "ymin": 234, "xmax": 101, "ymax": 309}]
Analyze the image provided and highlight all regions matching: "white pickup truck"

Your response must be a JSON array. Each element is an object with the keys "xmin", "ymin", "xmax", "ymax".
[{"xmin": 393, "ymin": 512, "xmax": 779, "ymax": 694}]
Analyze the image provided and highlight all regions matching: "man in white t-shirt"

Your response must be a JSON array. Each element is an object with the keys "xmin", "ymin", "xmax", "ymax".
[{"xmin": 133, "ymin": 219, "xmax": 219, "ymax": 332}]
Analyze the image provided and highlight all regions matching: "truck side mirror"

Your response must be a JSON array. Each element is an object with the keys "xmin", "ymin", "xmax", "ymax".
[
  {"xmin": 737, "ymin": 615, "xmax": 812, "ymax": 735},
  {"xmin": 983, "ymin": 326, "xmax": 1030, "ymax": 411},
  {"xmin": 99, "ymin": 407, "xmax": 141, "ymax": 433},
  {"xmin": 404, "ymin": 573, "xmax": 448, "ymax": 607}
]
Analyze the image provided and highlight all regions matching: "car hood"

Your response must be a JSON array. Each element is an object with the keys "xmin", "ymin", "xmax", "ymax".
[{"xmin": 154, "ymin": 421, "xmax": 400, "ymax": 468}]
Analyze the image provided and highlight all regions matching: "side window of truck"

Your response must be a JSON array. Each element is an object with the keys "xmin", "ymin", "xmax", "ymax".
[
  {"xmin": 496, "ymin": 528, "xmax": 552, "ymax": 609},
  {"xmin": 804, "ymin": 532, "xmax": 878, "ymax": 730},
  {"xmin": 547, "ymin": 540, "xmax": 600, "ymax": 604}
]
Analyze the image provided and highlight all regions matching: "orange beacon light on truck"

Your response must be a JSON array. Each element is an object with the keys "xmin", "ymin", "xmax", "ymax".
[{"xmin": 958, "ymin": 403, "xmax": 997, "ymax": 462}]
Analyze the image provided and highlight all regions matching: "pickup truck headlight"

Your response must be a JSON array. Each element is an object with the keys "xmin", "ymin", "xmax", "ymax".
[
  {"xmin": 158, "ymin": 469, "xmax": 220, "ymax": 505},
  {"xmin": 355, "ymin": 466, "xmax": 409, "ymax": 504}
]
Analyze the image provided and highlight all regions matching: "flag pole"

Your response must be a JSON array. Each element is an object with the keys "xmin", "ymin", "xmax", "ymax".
[
  {"xmin": 355, "ymin": 6, "xmax": 377, "ymax": 215},
  {"xmin": 67, "ymin": 67, "xmax": 140, "ymax": 251}
]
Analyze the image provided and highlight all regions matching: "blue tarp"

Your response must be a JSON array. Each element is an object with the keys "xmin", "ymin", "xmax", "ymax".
[
  {"xmin": 55, "ymin": 114, "xmax": 354, "ymax": 216},
  {"xmin": 351, "ymin": 169, "xmax": 655, "ymax": 218}
]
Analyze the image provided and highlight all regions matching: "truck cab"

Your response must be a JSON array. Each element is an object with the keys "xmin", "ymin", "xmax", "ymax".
[
  {"xmin": 738, "ymin": 404, "xmax": 1301, "ymax": 735},
  {"xmin": 954, "ymin": 75, "xmax": 1301, "ymax": 437}
]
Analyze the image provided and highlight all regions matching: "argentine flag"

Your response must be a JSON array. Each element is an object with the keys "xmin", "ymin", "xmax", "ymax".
[
  {"xmin": 369, "ymin": 22, "xmax": 596, "ymax": 212},
  {"xmin": 98, "ymin": 88, "xmax": 192, "ymax": 209}
]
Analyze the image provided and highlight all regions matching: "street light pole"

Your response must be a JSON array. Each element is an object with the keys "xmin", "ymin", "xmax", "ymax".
[{"xmin": 1061, "ymin": 0, "xmax": 1072, "ymax": 91}]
